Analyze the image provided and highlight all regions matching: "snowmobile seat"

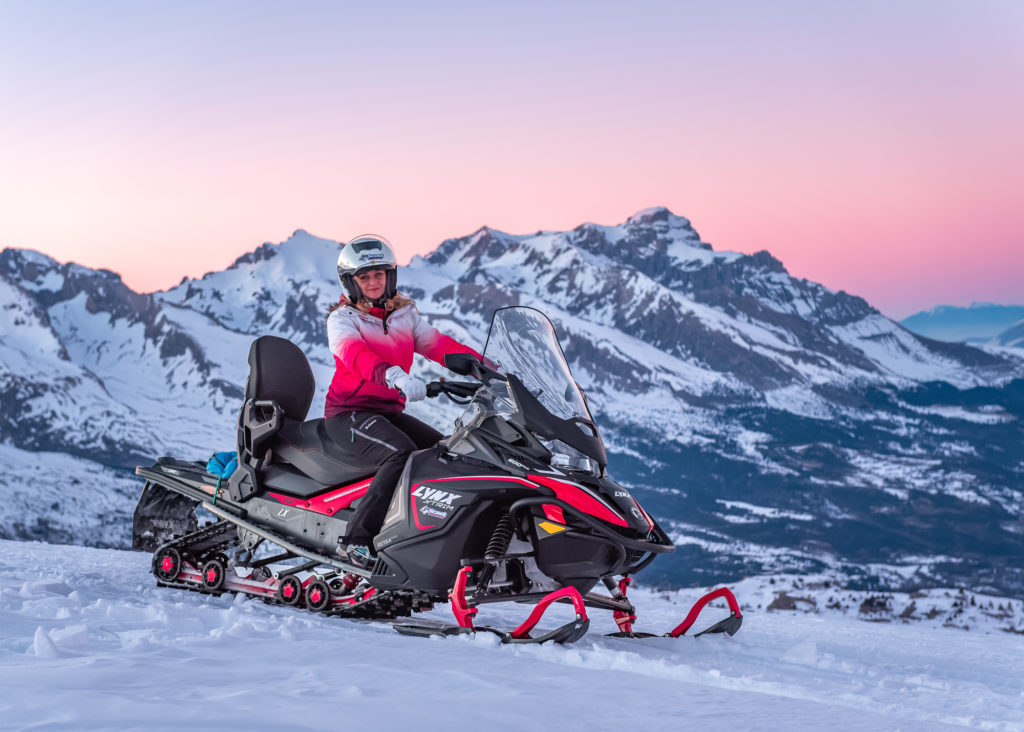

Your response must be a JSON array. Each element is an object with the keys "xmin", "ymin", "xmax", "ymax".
[
  {"xmin": 230, "ymin": 335, "xmax": 375, "ymax": 500},
  {"xmin": 270, "ymin": 418, "xmax": 377, "ymax": 488}
]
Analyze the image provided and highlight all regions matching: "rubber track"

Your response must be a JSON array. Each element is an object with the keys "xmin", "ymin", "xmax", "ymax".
[
  {"xmin": 152, "ymin": 522, "xmax": 435, "ymax": 621},
  {"xmin": 154, "ymin": 576, "xmax": 434, "ymax": 620}
]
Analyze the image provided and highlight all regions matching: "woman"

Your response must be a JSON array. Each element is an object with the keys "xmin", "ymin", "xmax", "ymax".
[{"xmin": 326, "ymin": 234, "xmax": 481, "ymax": 567}]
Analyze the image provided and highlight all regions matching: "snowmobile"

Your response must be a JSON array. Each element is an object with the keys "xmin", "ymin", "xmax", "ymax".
[{"xmin": 133, "ymin": 306, "xmax": 742, "ymax": 644}]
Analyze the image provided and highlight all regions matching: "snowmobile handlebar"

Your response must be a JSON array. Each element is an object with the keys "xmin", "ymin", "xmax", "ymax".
[
  {"xmin": 443, "ymin": 352, "xmax": 504, "ymax": 384},
  {"xmin": 426, "ymin": 379, "xmax": 482, "ymax": 403}
]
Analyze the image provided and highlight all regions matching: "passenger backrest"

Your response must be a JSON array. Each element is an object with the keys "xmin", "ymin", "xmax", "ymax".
[
  {"xmin": 228, "ymin": 335, "xmax": 316, "ymax": 501},
  {"xmin": 244, "ymin": 335, "xmax": 315, "ymax": 420}
]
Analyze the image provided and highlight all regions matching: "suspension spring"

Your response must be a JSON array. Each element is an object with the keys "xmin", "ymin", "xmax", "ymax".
[
  {"xmin": 484, "ymin": 515, "xmax": 514, "ymax": 559},
  {"xmin": 473, "ymin": 514, "xmax": 515, "ymax": 598}
]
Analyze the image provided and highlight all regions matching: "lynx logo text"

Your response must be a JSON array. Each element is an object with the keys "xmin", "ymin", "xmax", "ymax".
[{"xmin": 412, "ymin": 486, "xmax": 463, "ymax": 507}]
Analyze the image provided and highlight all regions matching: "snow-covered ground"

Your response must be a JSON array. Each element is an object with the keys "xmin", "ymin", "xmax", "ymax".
[{"xmin": 2, "ymin": 540, "xmax": 1022, "ymax": 731}]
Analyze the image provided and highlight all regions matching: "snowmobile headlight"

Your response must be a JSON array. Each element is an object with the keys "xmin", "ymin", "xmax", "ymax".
[
  {"xmin": 550, "ymin": 453, "xmax": 598, "ymax": 475},
  {"xmin": 543, "ymin": 438, "xmax": 599, "ymax": 476}
]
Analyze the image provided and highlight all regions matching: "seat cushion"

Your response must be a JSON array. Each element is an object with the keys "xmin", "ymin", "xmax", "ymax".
[{"xmin": 271, "ymin": 417, "xmax": 377, "ymax": 487}]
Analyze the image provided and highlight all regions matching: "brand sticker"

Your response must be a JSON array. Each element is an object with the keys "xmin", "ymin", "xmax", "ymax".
[{"xmin": 412, "ymin": 485, "xmax": 463, "ymax": 507}]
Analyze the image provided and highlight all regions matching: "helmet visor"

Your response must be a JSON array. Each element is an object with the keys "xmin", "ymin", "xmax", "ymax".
[{"xmin": 350, "ymin": 238, "xmax": 386, "ymax": 254}]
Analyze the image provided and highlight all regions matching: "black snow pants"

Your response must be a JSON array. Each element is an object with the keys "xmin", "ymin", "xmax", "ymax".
[{"xmin": 334, "ymin": 411, "xmax": 442, "ymax": 546}]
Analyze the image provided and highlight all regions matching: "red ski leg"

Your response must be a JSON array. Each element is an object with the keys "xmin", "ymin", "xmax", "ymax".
[
  {"xmin": 668, "ymin": 587, "xmax": 743, "ymax": 637},
  {"xmin": 509, "ymin": 587, "xmax": 588, "ymax": 640},
  {"xmin": 449, "ymin": 566, "xmax": 478, "ymax": 630}
]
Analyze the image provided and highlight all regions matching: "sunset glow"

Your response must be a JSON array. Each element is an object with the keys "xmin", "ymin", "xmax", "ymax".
[{"xmin": 1, "ymin": 2, "xmax": 1021, "ymax": 318}]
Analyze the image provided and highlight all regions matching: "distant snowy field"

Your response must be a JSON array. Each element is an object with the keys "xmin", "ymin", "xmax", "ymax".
[{"xmin": 2, "ymin": 541, "xmax": 1022, "ymax": 730}]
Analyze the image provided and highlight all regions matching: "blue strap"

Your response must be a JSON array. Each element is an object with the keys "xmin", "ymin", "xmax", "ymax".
[{"xmin": 206, "ymin": 452, "xmax": 238, "ymax": 506}]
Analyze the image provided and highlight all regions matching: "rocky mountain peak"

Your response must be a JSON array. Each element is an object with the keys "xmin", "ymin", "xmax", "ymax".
[
  {"xmin": 229, "ymin": 242, "xmax": 278, "ymax": 269},
  {"xmin": 2, "ymin": 248, "xmax": 57, "ymax": 277},
  {"xmin": 622, "ymin": 206, "xmax": 698, "ymax": 240},
  {"xmin": 626, "ymin": 205, "xmax": 675, "ymax": 224},
  {"xmin": 624, "ymin": 206, "xmax": 708, "ymax": 247},
  {"xmin": 423, "ymin": 210, "xmax": 720, "ymax": 284},
  {"xmin": 1, "ymin": 247, "xmax": 153, "ymax": 324},
  {"xmin": 424, "ymin": 226, "xmax": 519, "ymax": 271}
]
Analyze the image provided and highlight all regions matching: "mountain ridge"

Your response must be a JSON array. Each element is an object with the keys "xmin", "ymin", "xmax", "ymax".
[{"xmin": 2, "ymin": 209, "xmax": 1022, "ymax": 595}]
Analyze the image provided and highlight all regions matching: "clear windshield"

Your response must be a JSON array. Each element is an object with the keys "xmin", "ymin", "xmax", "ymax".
[{"xmin": 483, "ymin": 307, "xmax": 592, "ymax": 422}]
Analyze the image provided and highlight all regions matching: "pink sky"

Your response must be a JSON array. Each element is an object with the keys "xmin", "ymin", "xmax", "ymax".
[{"xmin": 1, "ymin": 2, "xmax": 1021, "ymax": 319}]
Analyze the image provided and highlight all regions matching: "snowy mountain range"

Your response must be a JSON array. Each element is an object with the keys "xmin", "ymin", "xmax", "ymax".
[
  {"xmin": 2, "ymin": 207, "xmax": 1023, "ymax": 596},
  {"xmin": 901, "ymin": 303, "xmax": 1024, "ymax": 346}
]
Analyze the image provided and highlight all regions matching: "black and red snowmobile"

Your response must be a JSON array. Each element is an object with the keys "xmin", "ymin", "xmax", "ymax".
[{"xmin": 133, "ymin": 306, "xmax": 742, "ymax": 644}]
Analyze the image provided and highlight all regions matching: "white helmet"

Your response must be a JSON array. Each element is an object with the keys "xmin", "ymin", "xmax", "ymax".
[{"xmin": 337, "ymin": 234, "xmax": 398, "ymax": 302}]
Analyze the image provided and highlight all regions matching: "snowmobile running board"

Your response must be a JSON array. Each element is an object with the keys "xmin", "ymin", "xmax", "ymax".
[
  {"xmin": 201, "ymin": 501, "xmax": 372, "ymax": 578},
  {"xmin": 136, "ymin": 466, "xmax": 371, "ymax": 577}
]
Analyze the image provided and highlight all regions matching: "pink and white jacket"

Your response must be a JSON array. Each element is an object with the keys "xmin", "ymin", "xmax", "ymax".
[{"xmin": 325, "ymin": 303, "xmax": 480, "ymax": 417}]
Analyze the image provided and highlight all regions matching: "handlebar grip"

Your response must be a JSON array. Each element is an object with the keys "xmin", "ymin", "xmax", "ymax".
[{"xmin": 426, "ymin": 382, "xmax": 443, "ymax": 398}]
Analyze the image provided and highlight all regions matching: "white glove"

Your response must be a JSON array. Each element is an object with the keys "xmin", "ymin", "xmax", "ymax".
[{"xmin": 385, "ymin": 365, "xmax": 427, "ymax": 402}]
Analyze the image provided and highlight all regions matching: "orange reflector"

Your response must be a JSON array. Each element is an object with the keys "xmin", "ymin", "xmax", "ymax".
[{"xmin": 538, "ymin": 521, "xmax": 566, "ymax": 535}]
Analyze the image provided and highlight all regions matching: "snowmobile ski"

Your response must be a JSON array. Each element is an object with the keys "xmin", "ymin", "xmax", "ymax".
[{"xmin": 601, "ymin": 577, "xmax": 744, "ymax": 638}]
